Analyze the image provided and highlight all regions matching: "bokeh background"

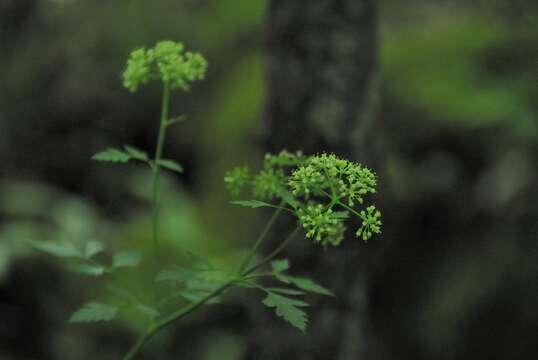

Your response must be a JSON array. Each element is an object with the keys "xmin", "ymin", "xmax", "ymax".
[{"xmin": 1, "ymin": 0, "xmax": 537, "ymax": 359}]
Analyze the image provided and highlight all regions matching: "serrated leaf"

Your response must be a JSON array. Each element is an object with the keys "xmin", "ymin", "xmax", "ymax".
[
  {"xmin": 271, "ymin": 259, "xmax": 290, "ymax": 273},
  {"xmin": 112, "ymin": 251, "xmax": 141, "ymax": 268},
  {"xmin": 262, "ymin": 292, "xmax": 308, "ymax": 332},
  {"xmin": 231, "ymin": 200, "xmax": 275, "ymax": 209},
  {"xmin": 69, "ymin": 303, "xmax": 118, "ymax": 323},
  {"xmin": 157, "ymin": 159, "xmax": 183, "ymax": 173},
  {"xmin": 85, "ymin": 240, "xmax": 104, "ymax": 258},
  {"xmin": 275, "ymin": 274, "xmax": 334, "ymax": 297},
  {"xmin": 135, "ymin": 305, "xmax": 160, "ymax": 319},
  {"xmin": 123, "ymin": 145, "xmax": 148, "ymax": 161},
  {"xmin": 155, "ymin": 266, "xmax": 199, "ymax": 283},
  {"xmin": 29, "ymin": 241, "xmax": 82, "ymax": 259},
  {"xmin": 92, "ymin": 148, "xmax": 130, "ymax": 163},
  {"xmin": 70, "ymin": 263, "xmax": 106, "ymax": 276}
]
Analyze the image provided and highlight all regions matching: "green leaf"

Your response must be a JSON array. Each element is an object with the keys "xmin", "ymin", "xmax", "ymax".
[
  {"xmin": 262, "ymin": 292, "xmax": 308, "ymax": 332},
  {"xmin": 92, "ymin": 148, "xmax": 131, "ymax": 163},
  {"xmin": 85, "ymin": 240, "xmax": 104, "ymax": 258},
  {"xmin": 29, "ymin": 241, "xmax": 82, "ymax": 258},
  {"xmin": 69, "ymin": 303, "xmax": 118, "ymax": 323},
  {"xmin": 123, "ymin": 145, "xmax": 148, "ymax": 162},
  {"xmin": 70, "ymin": 263, "xmax": 106, "ymax": 276},
  {"xmin": 135, "ymin": 305, "xmax": 160, "ymax": 319},
  {"xmin": 231, "ymin": 200, "xmax": 275, "ymax": 209},
  {"xmin": 271, "ymin": 259, "xmax": 290, "ymax": 273},
  {"xmin": 112, "ymin": 251, "xmax": 141, "ymax": 268},
  {"xmin": 275, "ymin": 274, "xmax": 334, "ymax": 297},
  {"xmin": 157, "ymin": 159, "xmax": 183, "ymax": 173}
]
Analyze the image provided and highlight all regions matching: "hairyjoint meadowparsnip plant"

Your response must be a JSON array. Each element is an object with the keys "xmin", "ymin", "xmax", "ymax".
[{"xmin": 30, "ymin": 40, "xmax": 382, "ymax": 359}]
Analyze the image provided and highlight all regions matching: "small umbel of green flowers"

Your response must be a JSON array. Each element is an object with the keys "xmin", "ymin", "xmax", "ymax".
[
  {"xmin": 224, "ymin": 166, "xmax": 250, "ymax": 196},
  {"xmin": 289, "ymin": 153, "xmax": 376, "ymax": 205},
  {"xmin": 122, "ymin": 40, "xmax": 208, "ymax": 92},
  {"xmin": 297, "ymin": 204, "xmax": 346, "ymax": 246},
  {"xmin": 356, "ymin": 205, "xmax": 382, "ymax": 241},
  {"xmin": 225, "ymin": 152, "xmax": 382, "ymax": 246}
]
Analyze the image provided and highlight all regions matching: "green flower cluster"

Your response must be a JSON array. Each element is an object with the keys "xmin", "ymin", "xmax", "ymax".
[
  {"xmin": 224, "ymin": 166, "xmax": 249, "ymax": 196},
  {"xmin": 297, "ymin": 204, "xmax": 346, "ymax": 246},
  {"xmin": 356, "ymin": 205, "xmax": 382, "ymax": 242},
  {"xmin": 225, "ymin": 152, "xmax": 382, "ymax": 246},
  {"xmin": 289, "ymin": 153, "xmax": 377, "ymax": 206},
  {"xmin": 122, "ymin": 40, "xmax": 208, "ymax": 92}
]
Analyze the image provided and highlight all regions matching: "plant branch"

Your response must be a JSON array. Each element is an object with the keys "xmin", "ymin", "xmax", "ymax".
[
  {"xmin": 244, "ymin": 224, "xmax": 301, "ymax": 276},
  {"xmin": 236, "ymin": 201, "xmax": 285, "ymax": 275},
  {"xmin": 151, "ymin": 82, "xmax": 170, "ymax": 258}
]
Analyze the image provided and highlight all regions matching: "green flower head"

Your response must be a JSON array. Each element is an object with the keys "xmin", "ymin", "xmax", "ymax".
[
  {"xmin": 297, "ymin": 204, "xmax": 346, "ymax": 246},
  {"xmin": 356, "ymin": 205, "xmax": 382, "ymax": 241},
  {"xmin": 122, "ymin": 40, "xmax": 208, "ymax": 92},
  {"xmin": 224, "ymin": 166, "xmax": 250, "ymax": 196},
  {"xmin": 226, "ymin": 152, "xmax": 382, "ymax": 246}
]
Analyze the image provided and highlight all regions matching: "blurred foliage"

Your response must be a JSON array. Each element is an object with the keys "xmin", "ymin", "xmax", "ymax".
[{"xmin": 382, "ymin": 9, "xmax": 537, "ymax": 131}]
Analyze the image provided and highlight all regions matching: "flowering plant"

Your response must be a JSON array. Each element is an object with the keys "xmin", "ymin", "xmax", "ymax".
[{"xmin": 30, "ymin": 41, "xmax": 382, "ymax": 359}]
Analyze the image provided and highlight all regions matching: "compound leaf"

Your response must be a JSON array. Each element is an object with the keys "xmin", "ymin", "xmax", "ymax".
[
  {"xmin": 262, "ymin": 292, "xmax": 308, "ymax": 332},
  {"xmin": 69, "ymin": 302, "xmax": 118, "ymax": 323}
]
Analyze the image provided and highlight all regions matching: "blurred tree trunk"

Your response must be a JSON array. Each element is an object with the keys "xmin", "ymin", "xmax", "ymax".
[{"xmin": 245, "ymin": 1, "xmax": 383, "ymax": 359}]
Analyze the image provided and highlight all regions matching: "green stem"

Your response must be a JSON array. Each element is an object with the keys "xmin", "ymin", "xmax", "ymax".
[
  {"xmin": 236, "ymin": 202, "xmax": 284, "ymax": 275},
  {"xmin": 244, "ymin": 224, "xmax": 301, "ymax": 276},
  {"xmin": 123, "ymin": 201, "xmax": 294, "ymax": 359},
  {"xmin": 122, "ymin": 281, "xmax": 232, "ymax": 360},
  {"xmin": 337, "ymin": 200, "xmax": 362, "ymax": 218},
  {"xmin": 122, "ymin": 222, "xmax": 300, "ymax": 359},
  {"xmin": 151, "ymin": 82, "xmax": 170, "ymax": 258}
]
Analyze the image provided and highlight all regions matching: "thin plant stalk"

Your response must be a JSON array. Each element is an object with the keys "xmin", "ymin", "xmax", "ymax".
[
  {"xmin": 236, "ymin": 202, "xmax": 285, "ymax": 275},
  {"xmin": 151, "ymin": 82, "xmax": 170, "ymax": 258}
]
